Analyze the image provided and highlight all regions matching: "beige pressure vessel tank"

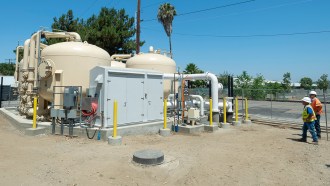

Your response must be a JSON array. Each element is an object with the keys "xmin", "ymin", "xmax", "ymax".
[
  {"xmin": 39, "ymin": 41, "xmax": 111, "ymax": 102},
  {"xmin": 126, "ymin": 52, "xmax": 176, "ymax": 98}
]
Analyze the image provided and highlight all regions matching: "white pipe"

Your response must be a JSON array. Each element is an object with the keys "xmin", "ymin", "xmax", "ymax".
[
  {"xmin": 190, "ymin": 95, "xmax": 204, "ymax": 116},
  {"xmin": 28, "ymin": 32, "xmax": 37, "ymax": 92},
  {"xmin": 15, "ymin": 46, "xmax": 24, "ymax": 82},
  {"xmin": 43, "ymin": 31, "xmax": 81, "ymax": 42},
  {"xmin": 111, "ymin": 54, "xmax": 132, "ymax": 59},
  {"xmin": 22, "ymin": 39, "xmax": 30, "ymax": 72},
  {"xmin": 34, "ymin": 31, "xmax": 41, "ymax": 88},
  {"xmin": 67, "ymin": 32, "xmax": 81, "ymax": 42},
  {"xmin": 164, "ymin": 72, "xmax": 219, "ymax": 112}
]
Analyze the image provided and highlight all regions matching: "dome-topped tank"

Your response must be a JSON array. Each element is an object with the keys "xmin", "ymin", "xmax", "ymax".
[
  {"xmin": 39, "ymin": 41, "xmax": 111, "ymax": 102},
  {"xmin": 126, "ymin": 49, "xmax": 176, "ymax": 97}
]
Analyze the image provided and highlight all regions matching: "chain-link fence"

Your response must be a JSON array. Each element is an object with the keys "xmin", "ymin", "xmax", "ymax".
[{"xmin": 0, "ymin": 85, "xmax": 19, "ymax": 108}]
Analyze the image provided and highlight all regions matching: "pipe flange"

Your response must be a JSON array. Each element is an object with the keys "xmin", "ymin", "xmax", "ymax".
[{"xmin": 38, "ymin": 59, "xmax": 54, "ymax": 79}]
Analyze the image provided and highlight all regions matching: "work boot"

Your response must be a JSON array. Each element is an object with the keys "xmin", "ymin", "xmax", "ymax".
[
  {"xmin": 300, "ymin": 138, "xmax": 307, "ymax": 142},
  {"xmin": 312, "ymin": 141, "xmax": 319, "ymax": 145},
  {"xmin": 317, "ymin": 135, "xmax": 321, "ymax": 139}
]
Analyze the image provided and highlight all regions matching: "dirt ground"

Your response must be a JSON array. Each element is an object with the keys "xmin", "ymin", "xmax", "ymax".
[{"xmin": 1, "ymin": 116, "xmax": 330, "ymax": 186}]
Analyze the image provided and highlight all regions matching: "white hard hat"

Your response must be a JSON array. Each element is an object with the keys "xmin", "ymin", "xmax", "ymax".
[
  {"xmin": 302, "ymin": 97, "xmax": 311, "ymax": 103},
  {"xmin": 309, "ymin": 91, "xmax": 317, "ymax": 95}
]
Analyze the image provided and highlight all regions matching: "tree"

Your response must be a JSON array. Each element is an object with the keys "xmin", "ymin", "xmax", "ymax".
[
  {"xmin": 0, "ymin": 63, "xmax": 15, "ymax": 76},
  {"xmin": 183, "ymin": 63, "xmax": 206, "ymax": 88},
  {"xmin": 235, "ymin": 71, "xmax": 252, "ymax": 89},
  {"xmin": 50, "ymin": 8, "xmax": 141, "ymax": 54},
  {"xmin": 157, "ymin": 3, "xmax": 177, "ymax": 57},
  {"xmin": 300, "ymin": 77, "xmax": 313, "ymax": 90},
  {"xmin": 317, "ymin": 74, "xmax": 328, "ymax": 93},
  {"xmin": 282, "ymin": 72, "xmax": 291, "ymax": 92},
  {"xmin": 235, "ymin": 71, "xmax": 253, "ymax": 98},
  {"xmin": 217, "ymin": 71, "xmax": 233, "ymax": 88},
  {"xmin": 250, "ymin": 74, "xmax": 266, "ymax": 100}
]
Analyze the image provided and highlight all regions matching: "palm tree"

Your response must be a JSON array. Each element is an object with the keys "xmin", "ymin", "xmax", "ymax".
[{"xmin": 157, "ymin": 3, "xmax": 176, "ymax": 58}]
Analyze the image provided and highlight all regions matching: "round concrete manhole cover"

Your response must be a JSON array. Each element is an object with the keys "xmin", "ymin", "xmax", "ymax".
[{"xmin": 133, "ymin": 149, "xmax": 164, "ymax": 165}]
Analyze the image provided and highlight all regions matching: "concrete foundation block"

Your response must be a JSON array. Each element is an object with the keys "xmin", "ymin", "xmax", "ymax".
[
  {"xmin": 25, "ymin": 127, "xmax": 46, "ymax": 136},
  {"xmin": 178, "ymin": 125, "xmax": 204, "ymax": 134},
  {"xmin": 108, "ymin": 136, "xmax": 122, "ymax": 145},
  {"xmin": 232, "ymin": 121, "xmax": 241, "ymax": 126},
  {"xmin": 220, "ymin": 122, "xmax": 230, "ymax": 129},
  {"xmin": 243, "ymin": 120, "xmax": 252, "ymax": 125},
  {"xmin": 204, "ymin": 125, "xmax": 218, "ymax": 132},
  {"xmin": 159, "ymin": 128, "xmax": 171, "ymax": 137}
]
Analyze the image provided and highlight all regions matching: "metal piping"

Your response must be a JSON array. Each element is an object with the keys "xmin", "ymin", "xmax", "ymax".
[
  {"xmin": 164, "ymin": 72, "xmax": 219, "ymax": 112},
  {"xmin": 22, "ymin": 39, "xmax": 30, "ymax": 72},
  {"xmin": 27, "ymin": 32, "xmax": 38, "ymax": 92},
  {"xmin": 190, "ymin": 95, "xmax": 204, "ymax": 116},
  {"xmin": 15, "ymin": 46, "xmax": 24, "ymax": 82}
]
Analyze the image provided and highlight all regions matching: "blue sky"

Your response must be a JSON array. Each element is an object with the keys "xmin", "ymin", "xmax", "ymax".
[{"xmin": 0, "ymin": 0, "xmax": 329, "ymax": 82}]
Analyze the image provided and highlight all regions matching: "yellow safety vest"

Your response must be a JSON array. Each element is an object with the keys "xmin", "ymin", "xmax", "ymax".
[{"xmin": 302, "ymin": 105, "xmax": 316, "ymax": 122}]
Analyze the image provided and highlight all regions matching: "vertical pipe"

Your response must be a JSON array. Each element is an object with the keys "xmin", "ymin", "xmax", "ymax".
[
  {"xmin": 230, "ymin": 76, "xmax": 234, "ymax": 97},
  {"xmin": 323, "ymin": 93, "xmax": 328, "ymax": 141},
  {"xmin": 181, "ymin": 79, "xmax": 185, "ymax": 122},
  {"xmin": 235, "ymin": 97, "xmax": 238, "ymax": 122},
  {"xmin": 245, "ymin": 98, "xmax": 249, "ymax": 120},
  {"xmin": 32, "ymin": 96, "xmax": 37, "ymax": 128},
  {"xmin": 164, "ymin": 99, "xmax": 167, "ymax": 129},
  {"xmin": 173, "ymin": 74, "xmax": 176, "ymax": 128},
  {"xmin": 227, "ymin": 76, "xmax": 231, "ymax": 97},
  {"xmin": 210, "ymin": 98, "xmax": 213, "ymax": 126},
  {"xmin": 223, "ymin": 97, "xmax": 227, "ymax": 123},
  {"xmin": 113, "ymin": 100, "xmax": 118, "ymax": 138},
  {"xmin": 0, "ymin": 77, "xmax": 3, "ymax": 108},
  {"xmin": 136, "ymin": 0, "xmax": 141, "ymax": 54}
]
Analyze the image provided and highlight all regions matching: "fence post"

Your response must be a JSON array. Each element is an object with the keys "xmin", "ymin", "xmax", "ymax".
[{"xmin": 323, "ymin": 93, "xmax": 328, "ymax": 141}]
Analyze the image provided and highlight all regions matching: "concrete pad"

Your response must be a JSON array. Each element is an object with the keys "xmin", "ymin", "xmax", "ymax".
[
  {"xmin": 204, "ymin": 125, "xmax": 218, "ymax": 132},
  {"xmin": 108, "ymin": 136, "xmax": 122, "ymax": 145},
  {"xmin": 159, "ymin": 128, "xmax": 171, "ymax": 137},
  {"xmin": 232, "ymin": 121, "xmax": 241, "ymax": 126},
  {"xmin": 243, "ymin": 120, "xmax": 253, "ymax": 125},
  {"xmin": 220, "ymin": 122, "xmax": 230, "ymax": 129},
  {"xmin": 25, "ymin": 127, "xmax": 46, "ymax": 136},
  {"xmin": 178, "ymin": 125, "xmax": 204, "ymax": 134}
]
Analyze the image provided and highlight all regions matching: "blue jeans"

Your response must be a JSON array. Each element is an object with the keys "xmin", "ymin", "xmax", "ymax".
[
  {"xmin": 314, "ymin": 115, "xmax": 321, "ymax": 136},
  {"xmin": 302, "ymin": 121, "xmax": 318, "ymax": 142}
]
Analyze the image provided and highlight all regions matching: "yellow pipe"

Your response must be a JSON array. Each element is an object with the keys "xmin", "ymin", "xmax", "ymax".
[
  {"xmin": 32, "ymin": 96, "xmax": 37, "ymax": 128},
  {"xmin": 223, "ymin": 97, "xmax": 227, "ymax": 123},
  {"xmin": 113, "ymin": 100, "xmax": 118, "ymax": 138},
  {"xmin": 235, "ymin": 97, "xmax": 238, "ymax": 122},
  {"xmin": 163, "ymin": 99, "xmax": 167, "ymax": 129},
  {"xmin": 245, "ymin": 98, "xmax": 249, "ymax": 120},
  {"xmin": 210, "ymin": 98, "xmax": 213, "ymax": 126}
]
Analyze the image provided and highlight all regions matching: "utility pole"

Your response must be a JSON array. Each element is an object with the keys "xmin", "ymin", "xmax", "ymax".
[
  {"xmin": 5, "ymin": 59, "xmax": 15, "ymax": 64},
  {"xmin": 136, "ymin": 0, "xmax": 141, "ymax": 54}
]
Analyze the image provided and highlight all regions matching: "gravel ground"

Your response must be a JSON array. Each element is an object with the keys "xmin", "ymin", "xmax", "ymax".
[{"xmin": 1, "ymin": 115, "xmax": 330, "ymax": 186}]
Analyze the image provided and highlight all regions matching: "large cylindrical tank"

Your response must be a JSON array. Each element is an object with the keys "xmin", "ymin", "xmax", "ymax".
[
  {"xmin": 39, "ymin": 42, "xmax": 111, "ymax": 102},
  {"xmin": 126, "ymin": 52, "xmax": 176, "ymax": 97}
]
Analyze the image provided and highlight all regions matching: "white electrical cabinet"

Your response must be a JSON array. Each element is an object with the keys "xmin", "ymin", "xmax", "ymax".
[{"xmin": 89, "ymin": 66, "xmax": 163, "ymax": 127}]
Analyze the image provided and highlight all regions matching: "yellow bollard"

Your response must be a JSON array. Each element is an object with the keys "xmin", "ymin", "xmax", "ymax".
[
  {"xmin": 235, "ymin": 97, "xmax": 239, "ymax": 122},
  {"xmin": 245, "ymin": 98, "xmax": 249, "ymax": 120},
  {"xmin": 32, "ymin": 96, "xmax": 37, "ymax": 129},
  {"xmin": 210, "ymin": 98, "xmax": 213, "ymax": 126},
  {"xmin": 163, "ymin": 99, "xmax": 167, "ymax": 129},
  {"xmin": 113, "ymin": 100, "xmax": 118, "ymax": 138},
  {"xmin": 223, "ymin": 97, "xmax": 227, "ymax": 123}
]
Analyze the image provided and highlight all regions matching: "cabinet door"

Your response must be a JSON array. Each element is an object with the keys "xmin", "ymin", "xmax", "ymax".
[
  {"xmin": 146, "ymin": 75, "xmax": 163, "ymax": 121},
  {"xmin": 107, "ymin": 73, "xmax": 127, "ymax": 125},
  {"xmin": 126, "ymin": 74, "xmax": 145, "ymax": 123}
]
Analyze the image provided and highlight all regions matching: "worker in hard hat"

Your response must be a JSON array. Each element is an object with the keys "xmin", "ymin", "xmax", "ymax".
[
  {"xmin": 300, "ymin": 97, "xmax": 318, "ymax": 144},
  {"xmin": 309, "ymin": 91, "xmax": 323, "ymax": 139}
]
